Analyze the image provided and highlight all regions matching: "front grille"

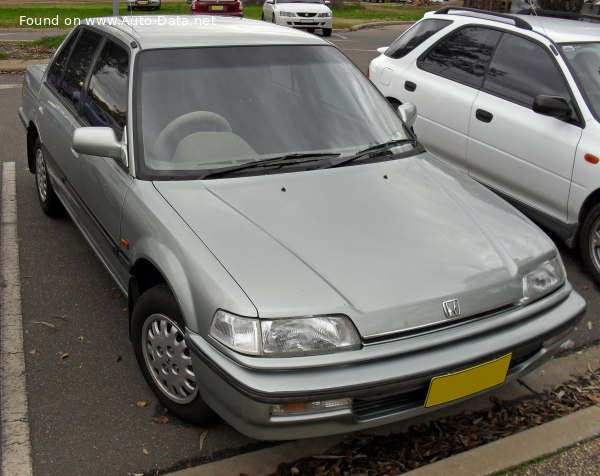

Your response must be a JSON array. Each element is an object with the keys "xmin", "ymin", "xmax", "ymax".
[
  {"xmin": 297, "ymin": 12, "xmax": 317, "ymax": 17},
  {"xmin": 352, "ymin": 343, "xmax": 540, "ymax": 419},
  {"xmin": 364, "ymin": 303, "xmax": 518, "ymax": 345}
]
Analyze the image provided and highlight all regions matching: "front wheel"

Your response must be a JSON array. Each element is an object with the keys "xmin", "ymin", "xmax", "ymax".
[
  {"xmin": 322, "ymin": 28, "xmax": 332, "ymax": 37},
  {"xmin": 131, "ymin": 284, "xmax": 214, "ymax": 424},
  {"xmin": 580, "ymin": 203, "xmax": 600, "ymax": 285}
]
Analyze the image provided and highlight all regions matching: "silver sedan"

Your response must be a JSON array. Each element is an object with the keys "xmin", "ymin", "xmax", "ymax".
[{"xmin": 20, "ymin": 16, "xmax": 585, "ymax": 440}]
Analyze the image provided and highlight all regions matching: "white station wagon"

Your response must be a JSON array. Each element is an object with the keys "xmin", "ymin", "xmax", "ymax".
[{"xmin": 369, "ymin": 8, "xmax": 600, "ymax": 285}]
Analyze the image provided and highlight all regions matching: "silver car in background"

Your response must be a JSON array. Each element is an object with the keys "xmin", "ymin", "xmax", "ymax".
[{"xmin": 20, "ymin": 16, "xmax": 585, "ymax": 440}]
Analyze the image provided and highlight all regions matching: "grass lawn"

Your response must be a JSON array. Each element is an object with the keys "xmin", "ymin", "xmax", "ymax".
[{"xmin": 0, "ymin": 2, "xmax": 432, "ymax": 29}]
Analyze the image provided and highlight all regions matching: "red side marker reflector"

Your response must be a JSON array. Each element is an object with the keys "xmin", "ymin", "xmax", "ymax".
[
  {"xmin": 585, "ymin": 154, "xmax": 599, "ymax": 164},
  {"xmin": 120, "ymin": 239, "xmax": 129, "ymax": 250}
]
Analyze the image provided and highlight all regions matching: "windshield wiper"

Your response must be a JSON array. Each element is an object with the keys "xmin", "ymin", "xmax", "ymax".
[
  {"xmin": 197, "ymin": 152, "xmax": 341, "ymax": 179},
  {"xmin": 328, "ymin": 139, "xmax": 419, "ymax": 169}
]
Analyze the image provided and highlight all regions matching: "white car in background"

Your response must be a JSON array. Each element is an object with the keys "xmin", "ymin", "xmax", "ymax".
[
  {"xmin": 369, "ymin": 7, "xmax": 600, "ymax": 284},
  {"xmin": 262, "ymin": 0, "xmax": 333, "ymax": 37}
]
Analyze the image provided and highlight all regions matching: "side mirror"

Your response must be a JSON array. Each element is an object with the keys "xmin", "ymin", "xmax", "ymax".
[
  {"xmin": 377, "ymin": 46, "xmax": 388, "ymax": 55},
  {"xmin": 397, "ymin": 103, "xmax": 417, "ymax": 129},
  {"xmin": 532, "ymin": 95, "xmax": 572, "ymax": 120},
  {"xmin": 72, "ymin": 127, "xmax": 126, "ymax": 162}
]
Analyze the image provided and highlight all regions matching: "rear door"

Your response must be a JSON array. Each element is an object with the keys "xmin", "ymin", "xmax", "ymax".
[
  {"xmin": 402, "ymin": 26, "xmax": 501, "ymax": 173},
  {"xmin": 38, "ymin": 29, "xmax": 102, "ymax": 187},
  {"xmin": 468, "ymin": 32, "xmax": 583, "ymax": 223}
]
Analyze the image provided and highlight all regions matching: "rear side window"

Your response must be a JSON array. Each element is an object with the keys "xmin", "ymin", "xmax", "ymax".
[
  {"xmin": 484, "ymin": 33, "xmax": 571, "ymax": 108},
  {"xmin": 418, "ymin": 27, "xmax": 502, "ymax": 88},
  {"xmin": 83, "ymin": 40, "xmax": 129, "ymax": 140},
  {"xmin": 385, "ymin": 19, "xmax": 453, "ymax": 59},
  {"xmin": 46, "ymin": 32, "xmax": 78, "ymax": 91},
  {"xmin": 58, "ymin": 29, "xmax": 103, "ymax": 111}
]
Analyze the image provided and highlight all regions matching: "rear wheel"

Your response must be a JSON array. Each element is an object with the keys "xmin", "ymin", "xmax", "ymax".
[
  {"xmin": 132, "ymin": 284, "xmax": 214, "ymax": 424},
  {"xmin": 580, "ymin": 203, "xmax": 600, "ymax": 285},
  {"xmin": 34, "ymin": 138, "xmax": 62, "ymax": 217}
]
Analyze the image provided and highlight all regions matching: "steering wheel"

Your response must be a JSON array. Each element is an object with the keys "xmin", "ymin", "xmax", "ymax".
[{"xmin": 154, "ymin": 111, "xmax": 232, "ymax": 159}]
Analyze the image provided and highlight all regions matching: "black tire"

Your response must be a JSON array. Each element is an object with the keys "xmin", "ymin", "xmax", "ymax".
[
  {"xmin": 261, "ymin": 13, "xmax": 265, "ymax": 21},
  {"xmin": 272, "ymin": 14, "xmax": 276, "ymax": 23},
  {"xmin": 580, "ymin": 203, "xmax": 600, "ymax": 285},
  {"xmin": 307, "ymin": 28, "xmax": 315, "ymax": 34},
  {"xmin": 33, "ymin": 138, "xmax": 62, "ymax": 217},
  {"xmin": 322, "ymin": 28, "xmax": 332, "ymax": 37},
  {"xmin": 131, "ymin": 284, "xmax": 215, "ymax": 424}
]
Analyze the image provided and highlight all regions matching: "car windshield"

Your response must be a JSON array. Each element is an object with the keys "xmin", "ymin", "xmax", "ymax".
[
  {"xmin": 561, "ymin": 42, "xmax": 600, "ymax": 118},
  {"xmin": 136, "ymin": 45, "xmax": 412, "ymax": 179}
]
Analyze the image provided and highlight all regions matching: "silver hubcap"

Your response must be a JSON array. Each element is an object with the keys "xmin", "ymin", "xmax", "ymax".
[
  {"xmin": 142, "ymin": 314, "xmax": 198, "ymax": 404},
  {"xmin": 35, "ymin": 149, "xmax": 47, "ymax": 203},
  {"xmin": 590, "ymin": 217, "xmax": 600, "ymax": 274}
]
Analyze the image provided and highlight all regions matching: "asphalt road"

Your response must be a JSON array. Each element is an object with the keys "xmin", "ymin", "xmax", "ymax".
[{"xmin": 0, "ymin": 24, "xmax": 598, "ymax": 476}]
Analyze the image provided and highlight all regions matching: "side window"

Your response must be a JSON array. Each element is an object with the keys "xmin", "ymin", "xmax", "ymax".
[
  {"xmin": 46, "ymin": 31, "xmax": 79, "ymax": 91},
  {"xmin": 418, "ymin": 27, "xmax": 502, "ymax": 88},
  {"xmin": 484, "ymin": 33, "xmax": 572, "ymax": 109},
  {"xmin": 83, "ymin": 40, "xmax": 129, "ymax": 140},
  {"xmin": 58, "ymin": 29, "xmax": 103, "ymax": 111},
  {"xmin": 385, "ymin": 19, "xmax": 453, "ymax": 60}
]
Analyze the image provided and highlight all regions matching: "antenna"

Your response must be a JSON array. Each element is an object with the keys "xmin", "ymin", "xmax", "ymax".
[
  {"xmin": 530, "ymin": 1, "xmax": 551, "ymax": 39},
  {"xmin": 128, "ymin": 0, "xmax": 134, "ymax": 36}
]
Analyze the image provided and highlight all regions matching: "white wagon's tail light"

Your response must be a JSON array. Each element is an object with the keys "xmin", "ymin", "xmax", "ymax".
[{"xmin": 210, "ymin": 311, "xmax": 360, "ymax": 356}]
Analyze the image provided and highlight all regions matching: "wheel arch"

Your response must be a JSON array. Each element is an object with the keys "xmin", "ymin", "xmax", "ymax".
[
  {"xmin": 576, "ymin": 189, "xmax": 600, "ymax": 248},
  {"xmin": 26, "ymin": 122, "xmax": 39, "ymax": 173},
  {"xmin": 386, "ymin": 97, "xmax": 402, "ymax": 108},
  {"xmin": 128, "ymin": 257, "xmax": 170, "ymax": 340}
]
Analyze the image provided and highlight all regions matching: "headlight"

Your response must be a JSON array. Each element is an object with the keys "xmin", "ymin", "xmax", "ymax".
[
  {"xmin": 318, "ymin": 12, "xmax": 332, "ymax": 17},
  {"xmin": 521, "ymin": 256, "xmax": 566, "ymax": 304},
  {"xmin": 279, "ymin": 11, "xmax": 295, "ymax": 17},
  {"xmin": 210, "ymin": 311, "xmax": 361, "ymax": 356}
]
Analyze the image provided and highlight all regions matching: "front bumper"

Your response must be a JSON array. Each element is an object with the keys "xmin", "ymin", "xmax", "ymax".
[
  {"xmin": 275, "ymin": 17, "xmax": 332, "ymax": 30},
  {"xmin": 187, "ymin": 287, "xmax": 585, "ymax": 440}
]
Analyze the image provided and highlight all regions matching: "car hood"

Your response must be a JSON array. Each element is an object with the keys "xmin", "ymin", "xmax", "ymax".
[
  {"xmin": 275, "ymin": 3, "xmax": 331, "ymax": 13},
  {"xmin": 154, "ymin": 154, "xmax": 556, "ymax": 338}
]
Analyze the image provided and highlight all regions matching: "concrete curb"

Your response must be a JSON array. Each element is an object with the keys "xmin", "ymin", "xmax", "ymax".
[
  {"xmin": 0, "ymin": 58, "xmax": 49, "ymax": 73},
  {"xmin": 404, "ymin": 406, "xmax": 600, "ymax": 476},
  {"xmin": 166, "ymin": 345, "xmax": 600, "ymax": 476}
]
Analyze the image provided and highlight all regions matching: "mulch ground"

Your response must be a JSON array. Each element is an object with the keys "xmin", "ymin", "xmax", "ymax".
[{"xmin": 271, "ymin": 367, "xmax": 600, "ymax": 476}]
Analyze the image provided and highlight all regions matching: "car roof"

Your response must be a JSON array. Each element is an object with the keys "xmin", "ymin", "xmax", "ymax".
[
  {"xmin": 86, "ymin": 15, "xmax": 326, "ymax": 49},
  {"xmin": 514, "ymin": 15, "xmax": 600, "ymax": 43},
  {"xmin": 430, "ymin": 11, "xmax": 600, "ymax": 44}
]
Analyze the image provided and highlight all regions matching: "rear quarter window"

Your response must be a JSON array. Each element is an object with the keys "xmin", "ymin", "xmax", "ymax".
[{"xmin": 385, "ymin": 19, "xmax": 453, "ymax": 60}]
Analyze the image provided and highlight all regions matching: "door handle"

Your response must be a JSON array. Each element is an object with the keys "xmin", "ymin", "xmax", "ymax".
[
  {"xmin": 405, "ymin": 81, "xmax": 417, "ymax": 92},
  {"xmin": 476, "ymin": 109, "xmax": 493, "ymax": 123}
]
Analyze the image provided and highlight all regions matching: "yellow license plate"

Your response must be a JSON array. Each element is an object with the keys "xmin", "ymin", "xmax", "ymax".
[
  {"xmin": 137, "ymin": 1, "xmax": 149, "ymax": 4},
  {"xmin": 211, "ymin": 5, "xmax": 224, "ymax": 10},
  {"xmin": 425, "ymin": 353, "xmax": 512, "ymax": 407}
]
